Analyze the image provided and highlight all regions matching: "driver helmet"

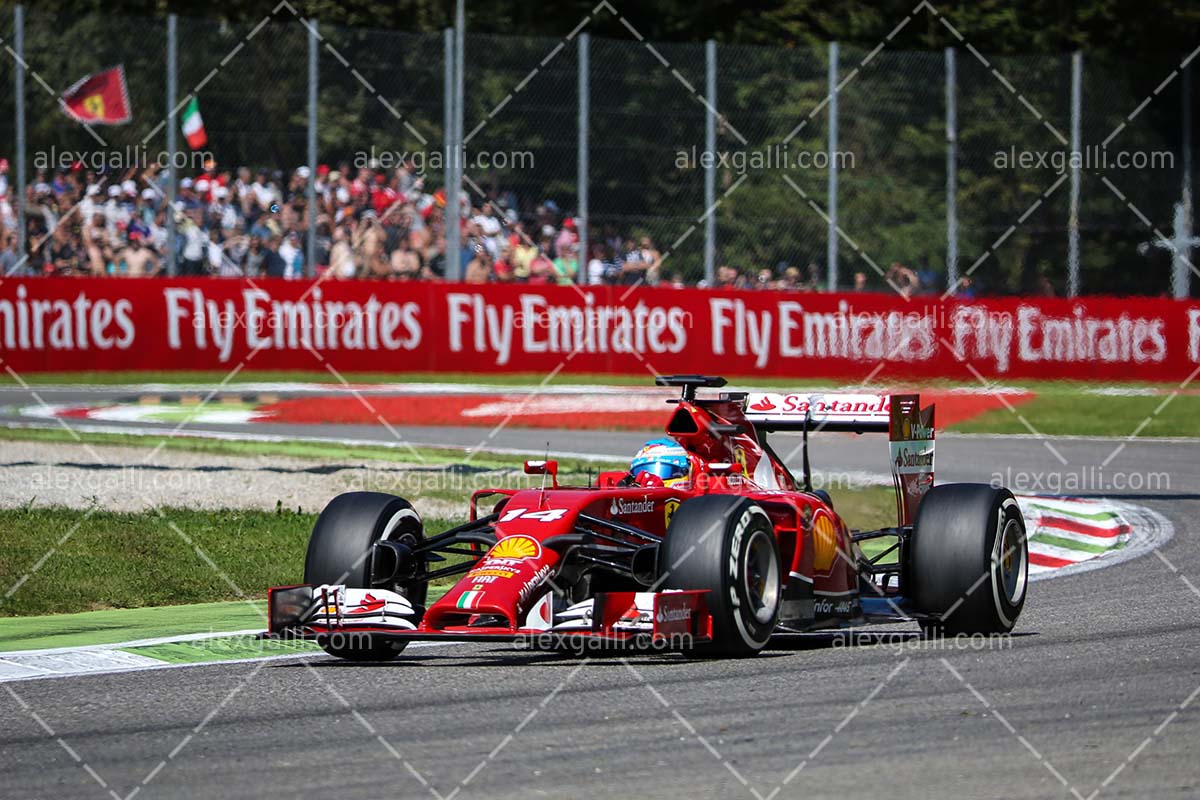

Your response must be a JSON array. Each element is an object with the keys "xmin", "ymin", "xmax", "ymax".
[{"xmin": 630, "ymin": 438, "xmax": 690, "ymax": 486}]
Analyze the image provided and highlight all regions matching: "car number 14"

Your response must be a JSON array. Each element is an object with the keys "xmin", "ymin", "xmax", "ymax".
[{"xmin": 498, "ymin": 507, "xmax": 568, "ymax": 523}]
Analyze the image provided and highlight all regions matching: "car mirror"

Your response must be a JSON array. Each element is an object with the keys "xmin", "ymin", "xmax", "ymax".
[{"xmin": 524, "ymin": 460, "xmax": 559, "ymax": 487}]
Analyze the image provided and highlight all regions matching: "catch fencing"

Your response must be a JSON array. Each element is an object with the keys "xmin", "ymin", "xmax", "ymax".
[{"xmin": 1, "ymin": 7, "xmax": 1194, "ymax": 295}]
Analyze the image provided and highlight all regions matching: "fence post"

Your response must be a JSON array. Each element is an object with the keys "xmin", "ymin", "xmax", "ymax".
[
  {"xmin": 577, "ymin": 32, "xmax": 589, "ymax": 285},
  {"xmin": 1176, "ymin": 63, "xmax": 1193, "ymax": 299},
  {"xmin": 704, "ymin": 39, "xmax": 716, "ymax": 286},
  {"xmin": 445, "ymin": 0, "xmax": 465, "ymax": 281},
  {"xmin": 1067, "ymin": 51, "xmax": 1082, "ymax": 297},
  {"xmin": 945, "ymin": 47, "xmax": 958, "ymax": 292},
  {"xmin": 166, "ymin": 14, "xmax": 177, "ymax": 276},
  {"xmin": 826, "ymin": 41, "xmax": 839, "ymax": 292},
  {"xmin": 14, "ymin": 5, "xmax": 24, "ymax": 263},
  {"xmin": 306, "ymin": 19, "xmax": 318, "ymax": 278},
  {"xmin": 443, "ymin": 28, "xmax": 455, "ymax": 279}
]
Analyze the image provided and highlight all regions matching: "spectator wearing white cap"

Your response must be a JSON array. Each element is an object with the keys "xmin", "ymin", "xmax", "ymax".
[
  {"xmin": 179, "ymin": 209, "xmax": 207, "ymax": 276},
  {"xmin": 77, "ymin": 183, "xmax": 103, "ymax": 226},
  {"xmin": 210, "ymin": 184, "xmax": 239, "ymax": 231},
  {"xmin": 251, "ymin": 170, "xmax": 276, "ymax": 209},
  {"xmin": 205, "ymin": 228, "xmax": 225, "ymax": 275},
  {"xmin": 479, "ymin": 216, "xmax": 503, "ymax": 259},
  {"xmin": 104, "ymin": 185, "xmax": 131, "ymax": 229},
  {"xmin": 278, "ymin": 230, "xmax": 304, "ymax": 279}
]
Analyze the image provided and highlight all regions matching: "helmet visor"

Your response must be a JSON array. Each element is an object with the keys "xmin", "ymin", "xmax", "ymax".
[{"xmin": 631, "ymin": 461, "xmax": 688, "ymax": 481}]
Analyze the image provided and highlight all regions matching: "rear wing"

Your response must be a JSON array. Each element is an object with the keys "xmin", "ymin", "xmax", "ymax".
[
  {"xmin": 743, "ymin": 392, "xmax": 935, "ymax": 526},
  {"xmin": 743, "ymin": 393, "xmax": 890, "ymax": 433}
]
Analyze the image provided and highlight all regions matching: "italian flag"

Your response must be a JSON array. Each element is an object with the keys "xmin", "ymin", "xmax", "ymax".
[
  {"xmin": 457, "ymin": 590, "xmax": 484, "ymax": 610},
  {"xmin": 181, "ymin": 97, "xmax": 207, "ymax": 150}
]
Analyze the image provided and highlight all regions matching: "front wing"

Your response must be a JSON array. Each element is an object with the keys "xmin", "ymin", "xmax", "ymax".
[{"xmin": 265, "ymin": 584, "xmax": 713, "ymax": 648}]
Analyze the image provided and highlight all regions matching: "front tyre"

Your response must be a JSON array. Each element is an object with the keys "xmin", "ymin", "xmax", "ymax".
[
  {"xmin": 304, "ymin": 492, "xmax": 426, "ymax": 661},
  {"xmin": 909, "ymin": 484, "xmax": 1028, "ymax": 636},
  {"xmin": 659, "ymin": 496, "xmax": 782, "ymax": 657}
]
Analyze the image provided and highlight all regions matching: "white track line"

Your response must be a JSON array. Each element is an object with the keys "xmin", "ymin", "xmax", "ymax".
[{"xmin": 0, "ymin": 640, "xmax": 465, "ymax": 684}]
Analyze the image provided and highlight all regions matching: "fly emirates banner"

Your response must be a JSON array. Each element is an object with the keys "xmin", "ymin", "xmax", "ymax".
[{"xmin": 2, "ymin": 278, "xmax": 1198, "ymax": 381}]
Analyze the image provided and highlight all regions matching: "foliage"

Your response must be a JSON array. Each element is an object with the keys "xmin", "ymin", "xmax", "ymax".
[{"xmin": 0, "ymin": 1, "xmax": 1192, "ymax": 292}]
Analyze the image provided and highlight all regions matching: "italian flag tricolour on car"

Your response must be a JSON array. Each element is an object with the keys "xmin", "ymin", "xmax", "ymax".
[
  {"xmin": 181, "ymin": 97, "xmax": 207, "ymax": 150},
  {"xmin": 1020, "ymin": 496, "xmax": 1131, "ymax": 574},
  {"xmin": 457, "ymin": 590, "xmax": 484, "ymax": 610}
]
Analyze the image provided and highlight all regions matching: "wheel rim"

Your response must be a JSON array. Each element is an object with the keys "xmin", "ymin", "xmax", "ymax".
[
  {"xmin": 995, "ymin": 517, "xmax": 1027, "ymax": 606},
  {"xmin": 380, "ymin": 507, "xmax": 425, "ymax": 602},
  {"xmin": 743, "ymin": 529, "xmax": 781, "ymax": 624}
]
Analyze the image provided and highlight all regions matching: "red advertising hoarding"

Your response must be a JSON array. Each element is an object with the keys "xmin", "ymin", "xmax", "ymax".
[{"xmin": 1, "ymin": 277, "xmax": 1197, "ymax": 381}]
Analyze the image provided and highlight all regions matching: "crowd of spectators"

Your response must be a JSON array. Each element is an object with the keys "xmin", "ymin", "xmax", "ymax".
[
  {"xmin": 0, "ymin": 158, "xmax": 450, "ymax": 281},
  {"xmin": 0, "ymin": 156, "xmax": 983, "ymax": 295}
]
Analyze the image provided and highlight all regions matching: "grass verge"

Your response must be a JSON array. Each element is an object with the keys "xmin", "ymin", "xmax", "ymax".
[
  {"xmin": 0, "ymin": 600, "xmax": 268, "ymax": 651},
  {"xmin": 953, "ymin": 391, "xmax": 1200, "ymax": 437},
  {"xmin": 0, "ymin": 490, "xmax": 897, "ymax": 620},
  {"xmin": 0, "ymin": 426, "xmax": 624, "ymax": 471},
  {"xmin": 0, "ymin": 588, "xmax": 450, "ymax": 652}
]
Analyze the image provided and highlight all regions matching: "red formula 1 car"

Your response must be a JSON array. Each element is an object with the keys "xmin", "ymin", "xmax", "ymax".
[{"xmin": 266, "ymin": 375, "xmax": 1029, "ymax": 659}]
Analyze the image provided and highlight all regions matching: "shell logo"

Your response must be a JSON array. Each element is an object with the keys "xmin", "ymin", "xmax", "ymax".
[
  {"xmin": 812, "ymin": 511, "xmax": 839, "ymax": 573},
  {"xmin": 490, "ymin": 535, "xmax": 541, "ymax": 560}
]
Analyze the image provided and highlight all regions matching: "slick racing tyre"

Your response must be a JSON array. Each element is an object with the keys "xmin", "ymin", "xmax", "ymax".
[
  {"xmin": 909, "ymin": 484, "xmax": 1028, "ymax": 636},
  {"xmin": 305, "ymin": 492, "xmax": 426, "ymax": 661},
  {"xmin": 659, "ymin": 496, "xmax": 782, "ymax": 657}
]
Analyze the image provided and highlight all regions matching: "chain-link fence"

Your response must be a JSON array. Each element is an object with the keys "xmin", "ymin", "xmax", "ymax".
[
  {"xmin": 717, "ymin": 41, "xmax": 830, "ymax": 287},
  {"xmin": 0, "ymin": 7, "xmax": 1194, "ymax": 296},
  {"xmin": 463, "ymin": 34, "xmax": 577, "ymax": 235}
]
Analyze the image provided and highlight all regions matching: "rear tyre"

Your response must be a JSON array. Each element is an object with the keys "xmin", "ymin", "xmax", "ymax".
[
  {"xmin": 659, "ymin": 496, "xmax": 782, "ymax": 657},
  {"xmin": 304, "ymin": 492, "xmax": 426, "ymax": 661},
  {"xmin": 909, "ymin": 484, "xmax": 1028, "ymax": 636}
]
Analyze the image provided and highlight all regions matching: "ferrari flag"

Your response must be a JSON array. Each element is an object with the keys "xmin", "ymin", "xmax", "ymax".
[{"xmin": 60, "ymin": 66, "xmax": 132, "ymax": 125}]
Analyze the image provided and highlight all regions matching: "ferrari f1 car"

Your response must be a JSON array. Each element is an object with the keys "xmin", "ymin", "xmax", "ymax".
[{"xmin": 266, "ymin": 375, "xmax": 1028, "ymax": 659}]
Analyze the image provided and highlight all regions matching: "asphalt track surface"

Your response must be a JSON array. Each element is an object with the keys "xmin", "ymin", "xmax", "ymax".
[{"xmin": 2, "ymin": 388, "xmax": 1200, "ymax": 799}]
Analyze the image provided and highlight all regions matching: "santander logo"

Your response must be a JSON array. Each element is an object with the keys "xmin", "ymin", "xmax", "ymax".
[{"xmin": 748, "ymin": 397, "xmax": 777, "ymax": 411}]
